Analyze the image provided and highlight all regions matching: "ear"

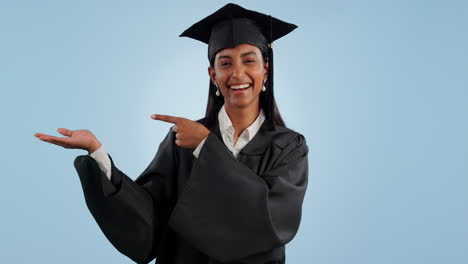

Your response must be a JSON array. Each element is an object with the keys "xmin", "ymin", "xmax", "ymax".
[
  {"xmin": 208, "ymin": 66, "xmax": 216, "ymax": 84},
  {"xmin": 263, "ymin": 61, "xmax": 269, "ymax": 80}
]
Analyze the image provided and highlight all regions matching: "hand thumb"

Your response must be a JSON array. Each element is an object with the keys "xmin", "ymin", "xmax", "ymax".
[{"xmin": 57, "ymin": 128, "xmax": 73, "ymax": 137}]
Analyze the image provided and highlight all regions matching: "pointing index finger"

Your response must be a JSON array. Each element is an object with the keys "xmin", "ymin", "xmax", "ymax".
[{"xmin": 152, "ymin": 114, "xmax": 180, "ymax": 124}]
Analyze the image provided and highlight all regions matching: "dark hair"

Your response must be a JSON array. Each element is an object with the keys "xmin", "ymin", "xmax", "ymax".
[{"xmin": 205, "ymin": 50, "xmax": 286, "ymax": 130}]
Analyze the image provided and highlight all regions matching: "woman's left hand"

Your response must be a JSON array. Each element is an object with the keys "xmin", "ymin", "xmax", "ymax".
[{"xmin": 151, "ymin": 114, "xmax": 210, "ymax": 149}]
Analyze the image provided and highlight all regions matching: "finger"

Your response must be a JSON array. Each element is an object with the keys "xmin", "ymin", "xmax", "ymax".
[
  {"xmin": 175, "ymin": 139, "xmax": 181, "ymax": 146},
  {"xmin": 36, "ymin": 135, "xmax": 49, "ymax": 142},
  {"xmin": 151, "ymin": 114, "xmax": 180, "ymax": 124},
  {"xmin": 175, "ymin": 132, "xmax": 179, "ymax": 139},
  {"xmin": 34, "ymin": 132, "xmax": 51, "ymax": 138},
  {"xmin": 45, "ymin": 135, "xmax": 74, "ymax": 146},
  {"xmin": 57, "ymin": 128, "xmax": 73, "ymax": 137},
  {"xmin": 47, "ymin": 137, "xmax": 71, "ymax": 148},
  {"xmin": 36, "ymin": 136, "xmax": 68, "ymax": 148},
  {"xmin": 35, "ymin": 134, "xmax": 55, "ymax": 142},
  {"xmin": 171, "ymin": 125, "xmax": 178, "ymax": 132}
]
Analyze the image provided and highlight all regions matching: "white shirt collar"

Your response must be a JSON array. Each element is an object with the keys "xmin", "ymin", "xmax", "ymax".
[{"xmin": 218, "ymin": 104, "xmax": 265, "ymax": 143}]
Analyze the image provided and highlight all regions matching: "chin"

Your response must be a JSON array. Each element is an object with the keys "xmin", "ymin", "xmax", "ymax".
[{"xmin": 226, "ymin": 99, "xmax": 257, "ymax": 109}]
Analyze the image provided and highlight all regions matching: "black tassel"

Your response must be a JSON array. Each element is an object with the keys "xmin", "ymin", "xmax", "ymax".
[
  {"xmin": 266, "ymin": 46, "xmax": 276, "ymax": 130},
  {"xmin": 264, "ymin": 15, "xmax": 276, "ymax": 130}
]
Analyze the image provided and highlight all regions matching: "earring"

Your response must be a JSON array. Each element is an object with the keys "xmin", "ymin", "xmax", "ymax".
[
  {"xmin": 262, "ymin": 79, "xmax": 267, "ymax": 92},
  {"xmin": 215, "ymin": 83, "xmax": 220, "ymax": 96}
]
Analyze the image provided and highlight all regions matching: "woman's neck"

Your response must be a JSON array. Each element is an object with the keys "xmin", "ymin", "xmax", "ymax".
[{"xmin": 224, "ymin": 103, "xmax": 260, "ymax": 133}]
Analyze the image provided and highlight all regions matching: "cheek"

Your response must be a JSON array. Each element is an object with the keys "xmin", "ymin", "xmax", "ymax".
[
  {"xmin": 253, "ymin": 64, "xmax": 266, "ymax": 78},
  {"xmin": 215, "ymin": 70, "xmax": 229, "ymax": 84},
  {"xmin": 251, "ymin": 68, "xmax": 266, "ymax": 84}
]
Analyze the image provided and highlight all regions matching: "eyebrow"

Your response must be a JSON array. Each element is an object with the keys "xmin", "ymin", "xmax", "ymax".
[{"xmin": 217, "ymin": 51, "xmax": 258, "ymax": 60}]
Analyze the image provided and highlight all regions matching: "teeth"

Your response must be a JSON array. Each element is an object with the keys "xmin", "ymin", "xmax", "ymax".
[{"xmin": 230, "ymin": 84, "xmax": 250, "ymax": 89}]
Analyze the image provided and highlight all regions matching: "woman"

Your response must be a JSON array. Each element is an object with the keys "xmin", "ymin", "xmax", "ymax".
[{"xmin": 34, "ymin": 3, "xmax": 308, "ymax": 264}]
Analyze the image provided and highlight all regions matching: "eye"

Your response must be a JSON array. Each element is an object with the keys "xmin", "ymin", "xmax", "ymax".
[
  {"xmin": 244, "ymin": 59, "xmax": 255, "ymax": 63},
  {"xmin": 220, "ymin": 62, "xmax": 231, "ymax": 67}
]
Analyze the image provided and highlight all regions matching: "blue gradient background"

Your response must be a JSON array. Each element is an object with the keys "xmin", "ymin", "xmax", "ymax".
[{"xmin": 1, "ymin": 0, "xmax": 467, "ymax": 263}]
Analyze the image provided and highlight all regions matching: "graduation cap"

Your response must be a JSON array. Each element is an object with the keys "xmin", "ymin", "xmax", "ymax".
[{"xmin": 180, "ymin": 3, "xmax": 297, "ymax": 130}]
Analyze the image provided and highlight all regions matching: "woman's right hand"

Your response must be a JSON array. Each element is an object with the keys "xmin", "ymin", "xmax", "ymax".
[{"xmin": 34, "ymin": 128, "xmax": 102, "ymax": 154}]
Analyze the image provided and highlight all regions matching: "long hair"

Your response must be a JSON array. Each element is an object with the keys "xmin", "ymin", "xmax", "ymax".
[{"xmin": 204, "ymin": 48, "xmax": 285, "ymax": 130}]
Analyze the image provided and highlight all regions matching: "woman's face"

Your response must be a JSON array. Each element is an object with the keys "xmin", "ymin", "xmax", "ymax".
[{"xmin": 208, "ymin": 43, "xmax": 268, "ymax": 110}]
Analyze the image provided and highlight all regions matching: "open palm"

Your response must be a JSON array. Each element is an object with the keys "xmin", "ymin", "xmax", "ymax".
[{"xmin": 34, "ymin": 128, "xmax": 101, "ymax": 153}]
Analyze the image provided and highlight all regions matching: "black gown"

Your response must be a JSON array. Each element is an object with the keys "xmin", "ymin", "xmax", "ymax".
[{"xmin": 73, "ymin": 117, "xmax": 309, "ymax": 264}]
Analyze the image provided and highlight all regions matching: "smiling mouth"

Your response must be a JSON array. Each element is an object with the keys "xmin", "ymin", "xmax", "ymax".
[{"xmin": 229, "ymin": 83, "xmax": 252, "ymax": 90}]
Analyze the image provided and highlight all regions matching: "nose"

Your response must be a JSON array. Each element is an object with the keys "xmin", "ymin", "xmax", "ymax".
[{"xmin": 231, "ymin": 60, "xmax": 246, "ymax": 79}]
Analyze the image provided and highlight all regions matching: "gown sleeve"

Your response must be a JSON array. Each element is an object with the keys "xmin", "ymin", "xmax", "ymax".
[
  {"xmin": 73, "ymin": 129, "xmax": 177, "ymax": 264},
  {"xmin": 168, "ymin": 131, "xmax": 309, "ymax": 262}
]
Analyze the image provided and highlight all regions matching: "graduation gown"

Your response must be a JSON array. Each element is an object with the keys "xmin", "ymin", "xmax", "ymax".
[{"xmin": 73, "ymin": 118, "xmax": 309, "ymax": 264}]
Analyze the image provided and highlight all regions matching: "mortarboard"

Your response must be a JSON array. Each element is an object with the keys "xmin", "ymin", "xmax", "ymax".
[{"xmin": 180, "ymin": 3, "xmax": 297, "ymax": 129}]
